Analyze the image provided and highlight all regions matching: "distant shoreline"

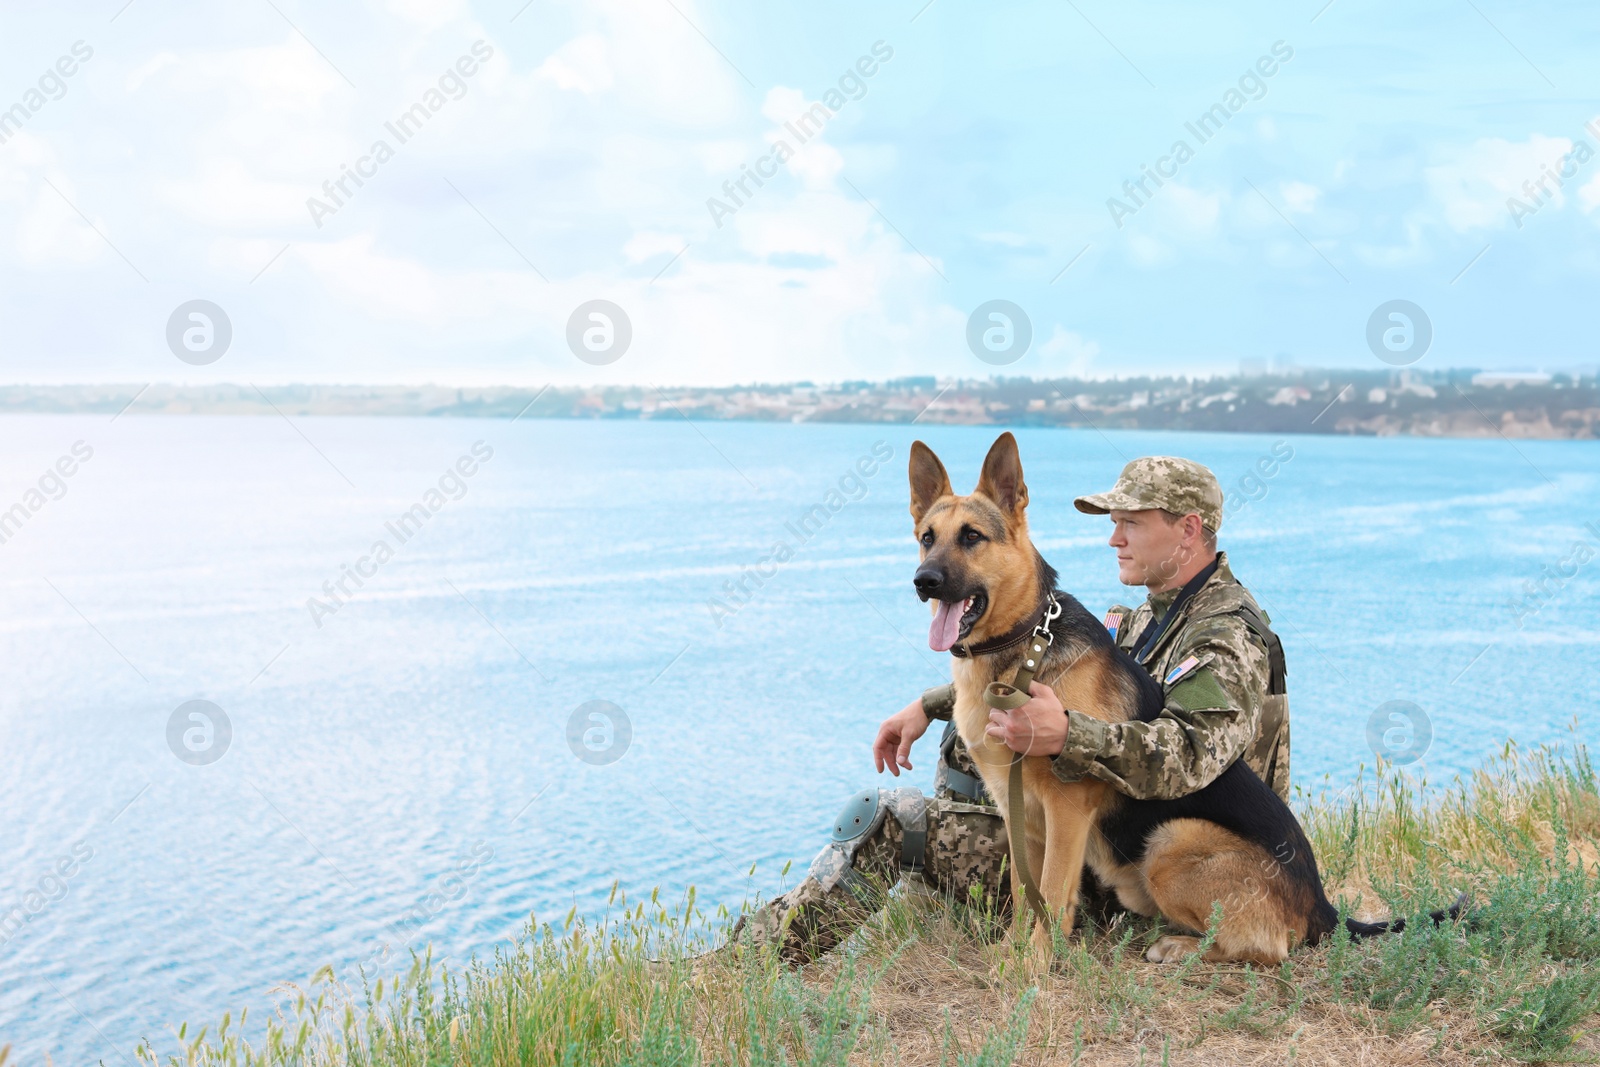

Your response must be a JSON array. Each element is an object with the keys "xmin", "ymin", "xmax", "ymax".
[{"xmin": 2, "ymin": 370, "xmax": 1596, "ymax": 439}]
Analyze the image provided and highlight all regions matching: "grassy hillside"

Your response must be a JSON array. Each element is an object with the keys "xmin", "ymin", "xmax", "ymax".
[{"xmin": 74, "ymin": 740, "xmax": 1599, "ymax": 1066}]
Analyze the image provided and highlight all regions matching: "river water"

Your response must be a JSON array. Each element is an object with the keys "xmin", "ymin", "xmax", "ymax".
[{"xmin": 0, "ymin": 415, "xmax": 1595, "ymax": 1060}]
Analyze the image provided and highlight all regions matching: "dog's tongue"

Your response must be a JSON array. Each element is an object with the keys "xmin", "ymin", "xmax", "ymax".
[{"xmin": 929, "ymin": 599, "xmax": 966, "ymax": 652}]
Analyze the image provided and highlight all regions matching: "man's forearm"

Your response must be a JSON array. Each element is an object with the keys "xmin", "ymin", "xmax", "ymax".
[
  {"xmin": 1050, "ymin": 709, "xmax": 1247, "ymax": 799},
  {"xmin": 1049, "ymin": 668, "xmax": 1257, "ymax": 800}
]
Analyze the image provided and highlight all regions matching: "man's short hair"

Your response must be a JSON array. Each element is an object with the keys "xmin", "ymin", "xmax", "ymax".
[{"xmin": 1159, "ymin": 508, "xmax": 1219, "ymax": 550}]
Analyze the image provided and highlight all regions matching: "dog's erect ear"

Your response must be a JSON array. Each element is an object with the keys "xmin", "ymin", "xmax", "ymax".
[
  {"xmin": 975, "ymin": 432, "xmax": 1028, "ymax": 516},
  {"xmin": 908, "ymin": 441, "xmax": 953, "ymax": 523}
]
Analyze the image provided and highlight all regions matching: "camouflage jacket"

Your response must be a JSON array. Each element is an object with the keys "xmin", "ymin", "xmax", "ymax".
[{"xmin": 923, "ymin": 552, "xmax": 1290, "ymax": 802}]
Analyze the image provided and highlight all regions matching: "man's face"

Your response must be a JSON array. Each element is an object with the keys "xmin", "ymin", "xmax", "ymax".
[{"xmin": 1108, "ymin": 509, "xmax": 1188, "ymax": 588}]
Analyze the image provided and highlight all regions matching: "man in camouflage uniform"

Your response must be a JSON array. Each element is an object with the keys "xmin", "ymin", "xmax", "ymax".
[{"xmin": 732, "ymin": 457, "xmax": 1289, "ymax": 963}]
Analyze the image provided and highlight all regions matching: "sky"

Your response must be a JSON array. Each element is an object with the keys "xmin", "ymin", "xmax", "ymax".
[{"xmin": 1, "ymin": 0, "xmax": 1598, "ymax": 386}]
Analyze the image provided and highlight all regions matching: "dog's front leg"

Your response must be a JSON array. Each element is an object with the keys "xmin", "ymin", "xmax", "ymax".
[{"xmin": 1032, "ymin": 782, "xmax": 1098, "ymax": 961}]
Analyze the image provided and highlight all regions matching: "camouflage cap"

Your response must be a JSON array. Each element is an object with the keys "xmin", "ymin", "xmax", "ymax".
[{"xmin": 1074, "ymin": 456, "xmax": 1224, "ymax": 531}]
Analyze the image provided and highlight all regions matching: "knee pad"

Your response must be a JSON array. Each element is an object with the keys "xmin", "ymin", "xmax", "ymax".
[
  {"xmin": 828, "ymin": 788, "xmax": 927, "ymax": 847},
  {"xmin": 831, "ymin": 789, "xmax": 881, "ymax": 844},
  {"xmin": 807, "ymin": 789, "xmax": 887, "ymax": 893},
  {"xmin": 808, "ymin": 787, "xmax": 931, "ymax": 891}
]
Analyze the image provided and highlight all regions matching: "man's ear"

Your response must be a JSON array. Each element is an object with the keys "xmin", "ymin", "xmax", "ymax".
[
  {"xmin": 975, "ymin": 432, "xmax": 1028, "ymax": 516},
  {"xmin": 908, "ymin": 441, "xmax": 953, "ymax": 523},
  {"xmin": 1181, "ymin": 512, "xmax": 1206, "ymax": 547}
]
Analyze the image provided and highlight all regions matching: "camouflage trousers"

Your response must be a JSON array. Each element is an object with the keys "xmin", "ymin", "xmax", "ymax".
[
  {"xmin": 731, "ymin": 793, "xmax": 1011, "ymax": 963},
  {"xmin": 731, "ymin": 735, "xmax": 1012, "ymax": 964}
]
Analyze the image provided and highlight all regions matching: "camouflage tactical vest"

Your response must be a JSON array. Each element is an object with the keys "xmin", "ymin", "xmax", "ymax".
[
  {"xmin": 1107, "ymin": 553, "xmax": 1290, "ymax": 800},
  {"xmin": 930, "ymin": 553, "xmax": 1290, "ymax": 804}
]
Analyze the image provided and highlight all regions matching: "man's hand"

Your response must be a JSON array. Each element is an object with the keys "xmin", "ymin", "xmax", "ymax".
[
  {"xmin": 872, "ymin": 698, "xmax": 931, "ymax": 775},
  {"xmin": 986, "ymin": 681, "xmax": 1069, "ymax": 756}
]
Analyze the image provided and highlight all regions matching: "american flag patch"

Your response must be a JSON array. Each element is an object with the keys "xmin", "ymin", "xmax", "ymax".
[
  {"xmin": 1102, "ymin": 610, "xmax": 1123, "ymax": 637},
  {"xmin": 1165, "ymin": 655, "xmax": 1202, "ymax": 685}
]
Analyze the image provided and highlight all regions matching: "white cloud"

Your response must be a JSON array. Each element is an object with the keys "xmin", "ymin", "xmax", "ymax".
[
  {"xmin": 296, "ymin": 234, "xmax": 462, "ymax": 323},
  {"xmin": 0, "ymin": 139, "xmax": 108, "ymax": 266},
  {"xmin": 1579, "ymin": 172, "xmax": 1600, "ymax": 214},
  {"xmin": 1037, "ymin": 326, "xmax": 1100, "ymax": 377},
  {"xmin": 10, "ymin": 0, "xmax": 1593, "ymax": 385},
  {"xmin": 0, "ymin": 131, "xmax": 55, "ymax": 200},
  {"xmin": 1279, "ymin": 180, "xmax": 1320, "ymax": 214},
  {"xmin": 125, "ymin": 52, "xmax": 180, "ymax": 93},
  {"xmin": 15, "ymin": 179, "xmax": 107, "ymax": 267},
  {"xmin": 157, "ymin": 156, "xmax": 309, "ymax": 228},
  {"xmin": 1144, "ymin": 183, "xmax": 1221, "ymax": 238},
  {"xmin": 753, "ymin": 90, "xmax": 844, "ymax": 188},
  {"xmin": 785, "ymin": 138, "xmax": 843, "ymax": 189},
  {"xmin": 382, "ymin": 0, "xmax": 469, "ymax": 31},
  {"xmin": 1126, "ymin": 233, "xmax": 1172, "ymax": 266},
  {"xmin": 621, "ymin": 231, "xmax": 687, "ymax": 263},
  {"xmin": 535, "ymin": 34, "xmax": 613, "ymax": 94},
  {"xmin": 761, "ymin": 87, "xmax": 805, "ymax": 125},
  {"xmin": 1425, "ymin": 134, "xmax": 1579, "ymax": 232},
  {"xmin": 977, "ymin": 232, "xmax": 1032, "ymax": 247},
  {"xmin": 571, "ymin": 0, "xmax": 744, "ymax": 126}
]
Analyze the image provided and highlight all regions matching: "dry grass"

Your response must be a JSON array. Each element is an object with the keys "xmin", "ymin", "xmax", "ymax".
[
  {"xmin": 841, "ymin": 736, "xmax": 1600, "ymax": 1065},
  {"xmin": 132, "ymin": 740, "xmax": 1600, "ymax": 1066},
  {"xmin": 844, "ymin": 883, "xmax": 1600, "ymax": 1066}
]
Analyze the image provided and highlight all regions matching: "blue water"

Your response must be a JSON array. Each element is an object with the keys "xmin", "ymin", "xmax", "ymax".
[{"xmin": 0, "ymin": 415, "xmax": 1595, "ymax": 1061}]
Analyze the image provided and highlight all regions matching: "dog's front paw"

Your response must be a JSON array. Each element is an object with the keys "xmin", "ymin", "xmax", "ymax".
[
  {"xmin": 1026, "ymin": 922, "xmax": 1055, "ymax": 971},
  {"xmin": 1145, "ymin": 934, "xmax": 1201, "ymax": 963}
]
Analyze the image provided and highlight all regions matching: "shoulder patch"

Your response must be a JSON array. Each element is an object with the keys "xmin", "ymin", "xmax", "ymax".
[
  {"xmin": 1165, "ymin": 665, "xmax": 1231, "ymax": 713},
  {"xmin": 1164, "ymin": 654, "xmax": 1203, "ymax": 685},
  {"xmin": 1102, "ymin": 610, "xmax": 1124, "ymax": 638}
]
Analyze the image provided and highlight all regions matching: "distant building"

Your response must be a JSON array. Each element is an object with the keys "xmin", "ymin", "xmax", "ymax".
[{"xmin": 1472, "ymin": 372, "xmax": 1552, "ymax": 387}]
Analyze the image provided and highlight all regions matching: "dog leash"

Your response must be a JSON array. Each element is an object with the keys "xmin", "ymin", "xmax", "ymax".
[{"xmin": 979, "ymin": 592, "xmax": 1061, "ymax": 930}]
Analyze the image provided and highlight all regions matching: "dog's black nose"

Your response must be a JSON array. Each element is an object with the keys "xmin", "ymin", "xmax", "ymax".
[{"xmin": 913, "ymin": 565, "xmax": 944, "ymax": 600}]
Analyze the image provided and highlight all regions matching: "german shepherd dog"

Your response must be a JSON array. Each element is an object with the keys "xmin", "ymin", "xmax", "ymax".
[{"xmin": 910, "ymin": 433, "xmax": 1448, "ymax": 965}]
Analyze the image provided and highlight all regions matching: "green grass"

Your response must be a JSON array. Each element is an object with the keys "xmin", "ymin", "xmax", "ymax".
[{"xmin": 127, "ymin": 739, "xmax": 1600, "ymax": 1066}]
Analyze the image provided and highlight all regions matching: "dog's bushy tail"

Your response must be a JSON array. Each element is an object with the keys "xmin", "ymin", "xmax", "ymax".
[{"xmin": 1344, "ymin": 892, "xmax": 1469, "ymax": 939}]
